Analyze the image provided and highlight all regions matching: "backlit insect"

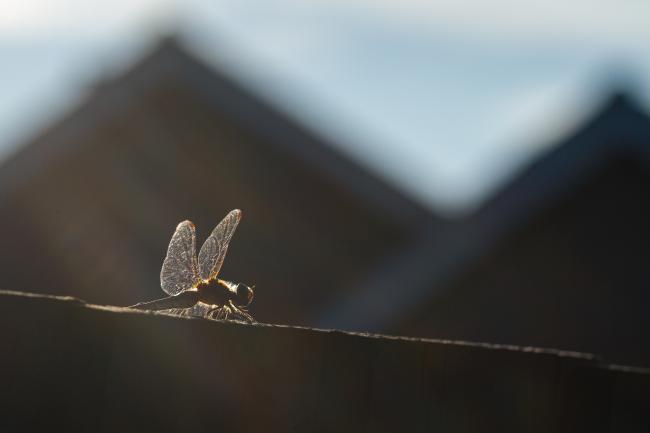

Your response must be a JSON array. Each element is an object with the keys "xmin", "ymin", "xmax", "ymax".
[{"xmin": 130, "ymin": 209, "xmax": 254, "ymax": 322}]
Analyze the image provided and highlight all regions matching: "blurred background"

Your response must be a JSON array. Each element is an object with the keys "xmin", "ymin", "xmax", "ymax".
[{"xmin": 0, "ymin": 1, "xmax": 649, "ymax": 367}]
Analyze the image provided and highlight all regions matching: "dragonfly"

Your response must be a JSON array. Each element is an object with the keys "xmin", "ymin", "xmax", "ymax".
[{"xmin": 130, "ymin": 209, "xmax": 254, "ymax": 322}]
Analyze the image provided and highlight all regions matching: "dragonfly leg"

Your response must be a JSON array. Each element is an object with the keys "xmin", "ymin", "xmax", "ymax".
[
  {"xmin": 206, "ymin": 307, "xmax": 219, "ymax": 320},
  {"xmin": 206, "ymin": 304, "xmax": 252, "ymax": 322},
  {"xmin": 228, "ymin": 300, "xmax": 255, "ymax": 323}
]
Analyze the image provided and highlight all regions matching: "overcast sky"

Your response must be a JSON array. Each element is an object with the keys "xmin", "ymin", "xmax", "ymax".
[{"xmin": 1, "ymin": 0, "xmax": 650, "ymax": 214}]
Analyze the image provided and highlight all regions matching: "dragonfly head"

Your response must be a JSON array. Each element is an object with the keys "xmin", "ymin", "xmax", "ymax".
[{"xmin": 235, "ymin": 283, "xmax": 254, "ymax": 307}]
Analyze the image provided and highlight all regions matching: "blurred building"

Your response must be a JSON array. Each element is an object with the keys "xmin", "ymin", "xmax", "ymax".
[
  {"xmin": 0, "ymin": 37, "xmax": 435, "ymax": 326},
  {"xmin": 386, "ymin": 93, "xmax": 649, "ymax": 367},
  {"xmin": 1, "ymin": 35, "xmax": 649, "ymax": 368}
]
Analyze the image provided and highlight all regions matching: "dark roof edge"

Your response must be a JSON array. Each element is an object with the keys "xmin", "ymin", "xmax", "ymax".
[
  {"xmin": 0, "ymin": 34, "xmax": 437, "ymax": 228},
  {"xmin": 321, "ymin": 90, "xmax": 650, "ymax": 332},
  {"xmin": 161, "ymin": 36, "xmax": 439, "ymax": 228},
  {"xmin": 471, "ymin": 90, "xmax": 650, "ymax": 230}
]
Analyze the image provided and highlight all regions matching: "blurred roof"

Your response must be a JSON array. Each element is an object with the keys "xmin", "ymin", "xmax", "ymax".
[
  {"xmin": 0, "ymin": 36, "xmax": 437, "ymax": 326},
  {"xmin": 377, "ymin": 92, "xmax": 650, "ymax": 366},
  {"xmin": 0, "ymin": 36, "xmax": 435, "ymax": 227}
]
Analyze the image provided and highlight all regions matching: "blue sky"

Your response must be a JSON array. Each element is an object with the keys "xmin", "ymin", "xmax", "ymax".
[{"xmin": 1, "ymin": 0, "xmax": 650, "ymax": 215}]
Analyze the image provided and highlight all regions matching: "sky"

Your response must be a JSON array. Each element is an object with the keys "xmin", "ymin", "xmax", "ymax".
[{"xmin": 1, "ymin": 0, "xmax": 650, "ymax": 215}]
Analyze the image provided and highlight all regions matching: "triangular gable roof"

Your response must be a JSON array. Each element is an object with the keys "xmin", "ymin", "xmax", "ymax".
[
  {"xmin": 0, "ymin": 35, "xmax": 444, "ymax": 325},
  {"xmin": 320, "ymin": 91, "xmax": 650, "ymax": 332},
  {"xmin": 0, "ymin": 36, "xmax": 434, "ymax": 229},
  {"xmin": 473, "ymin": 91, "xmax": 650, "ymax": 234}
]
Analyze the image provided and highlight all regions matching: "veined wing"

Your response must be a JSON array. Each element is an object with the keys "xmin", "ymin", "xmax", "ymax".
[
  {"xmin": 160, "ymin": 220, "xmax": 200, "ymax": 295},
  {"xmin": 186, "ymin": 303, "xmax": 213, "ymax": 318},
  {"xmin": 198, "ymin": 209, "xmax": 242, "ymax": 281}
]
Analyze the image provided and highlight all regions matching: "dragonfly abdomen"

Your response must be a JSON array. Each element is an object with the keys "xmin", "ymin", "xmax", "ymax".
[{"xmin": 129, "ymin": 290, "xmax": 199, "ymax": 310}]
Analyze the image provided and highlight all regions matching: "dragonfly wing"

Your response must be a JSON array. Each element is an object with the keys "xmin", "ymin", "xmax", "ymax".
[
  {"xmin": 188, "ymin": 303, "xmax": 213, "ymax": 318},
  {"xmin": 198, "ymin": 209, "xmax": 242, "ymax": 281},
  {"xmin": 160, "ymin": 220, "xmax": 200, "ymax": 296}
]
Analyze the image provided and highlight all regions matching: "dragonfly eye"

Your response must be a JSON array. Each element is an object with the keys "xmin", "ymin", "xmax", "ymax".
[{"xmin": 235, "ymin": 284, "xmax": 254, "ymax": 307}]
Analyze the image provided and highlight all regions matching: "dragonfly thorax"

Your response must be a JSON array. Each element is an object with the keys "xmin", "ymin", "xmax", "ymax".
[
  {"xmin": 195, "ymin": 279, "xmax": 232, "ymax": 307},
  {"xmin": 195, "ymin": 278, "xmax": 253, "ymax": 308}
]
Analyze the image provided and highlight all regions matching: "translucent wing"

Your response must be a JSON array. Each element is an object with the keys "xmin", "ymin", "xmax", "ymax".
[
  {"xmin": 165, "ymin": 303, "xmax": 212, "ymax": 319},
  {"xmin": 187, "ymin": 303, "xmax": 213, "ymax": 318},
  {"xmin": 198, "ymin": 209, "xmax": 242, "ymax": 281},
  {"xmin": 160, "ymin": 220, "xmax": 200, "ymax": 296}
]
